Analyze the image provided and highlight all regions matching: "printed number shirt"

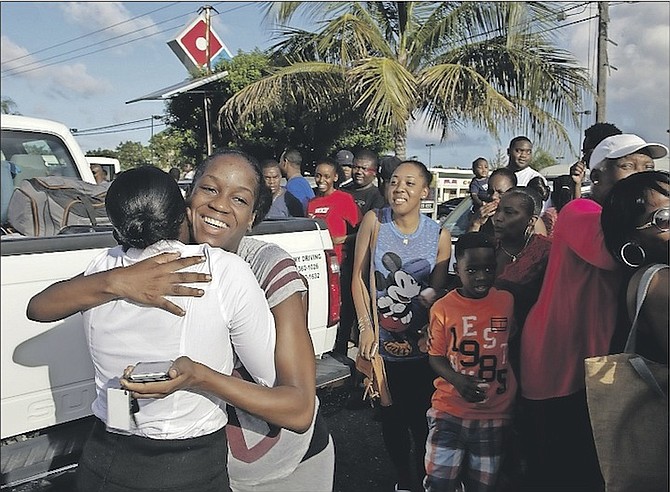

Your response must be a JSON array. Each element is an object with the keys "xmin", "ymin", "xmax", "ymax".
[{"xmin": 428, "ymin": 287, "xmax": 517, "ymax": 420}]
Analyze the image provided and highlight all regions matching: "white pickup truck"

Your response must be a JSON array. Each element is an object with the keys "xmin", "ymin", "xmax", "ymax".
[{"xmin": 0, "ymin": 115, "xmax": 349, "ymax": 487}]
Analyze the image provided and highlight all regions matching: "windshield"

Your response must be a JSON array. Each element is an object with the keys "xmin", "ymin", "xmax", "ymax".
[
  {"xmin": 441, "ymin": 196, "xmax": 473, "ymax": 238},
  {"xmin": 2, "ymin": 130, "xmax": 81, "ymax": 186}
]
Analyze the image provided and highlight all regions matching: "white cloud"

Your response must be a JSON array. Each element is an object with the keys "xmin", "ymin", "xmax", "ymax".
[
  {"xmin": 606, "ymin": 3, "xmax": 670, "ymax": 141},
  {"xmin": 1, "ymin": 35, "xmax": 35, "ymax": 74},
  {"xmin": 50, "ymin": 63, "xmax": 112, "ymax": 99},
  {"xmin": 1, "ymin": 35, "xmax": 111, "ymax": 99},
  {"xmin": 60, "ymin": 2, "xmax": 159, "ymax": 39}
]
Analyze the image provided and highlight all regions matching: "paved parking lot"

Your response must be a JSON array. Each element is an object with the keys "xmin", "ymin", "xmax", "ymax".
[{"xmin": 7, "ymin": 383, "xmax": 402, "ymax": 492}]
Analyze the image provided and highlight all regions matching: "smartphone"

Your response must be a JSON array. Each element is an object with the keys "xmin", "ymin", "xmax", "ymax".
[{"xmin": 127, "ymin": 360, "xmax": 173, "ymax": 382}]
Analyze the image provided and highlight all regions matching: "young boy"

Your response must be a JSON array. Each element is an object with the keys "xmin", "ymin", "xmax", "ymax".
[
  {"xmin": 469, "ymin": 157, "xmax": 490, "ymax": 210},
  {"xmin": 424, "ymin": 232, "xmax": 517, "ymax": 492}
]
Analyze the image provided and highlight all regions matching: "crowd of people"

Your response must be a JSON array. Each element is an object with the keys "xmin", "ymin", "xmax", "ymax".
[{"xmin": 26, "ymin": 123, "xmax": 668, "ymax": 492}]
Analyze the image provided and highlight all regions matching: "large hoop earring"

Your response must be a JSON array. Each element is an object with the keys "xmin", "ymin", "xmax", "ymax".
[{"xmin": 619, "ymin": 242, "xmax": 646, "ymax": 268}]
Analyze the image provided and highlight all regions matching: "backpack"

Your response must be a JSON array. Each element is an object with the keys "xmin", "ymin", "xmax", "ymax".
[{"xmin": 7, "ymin": 176, "xmax": 111, "ymax": 236}]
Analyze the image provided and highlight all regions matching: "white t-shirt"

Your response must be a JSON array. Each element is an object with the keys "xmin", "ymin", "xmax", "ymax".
[
  {"xmin": 83, "ymin": 240, "xmax": 276, "ymax": 439},
  {"xmin": 514, "ymin": 166, "xmax": 547, "ymax": 187}
]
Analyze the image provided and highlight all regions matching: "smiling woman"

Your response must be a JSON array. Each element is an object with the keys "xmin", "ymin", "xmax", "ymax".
[
  {"xmin": 352, "ymin": 160, "xmax": 452, "ymax": 491},
  {"xmin": 306, "ymin": 157, "xmax": 361, "ymax": 265}
]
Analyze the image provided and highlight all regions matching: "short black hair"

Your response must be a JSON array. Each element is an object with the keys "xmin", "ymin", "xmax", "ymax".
[
  {"xmin": 508, "ymin": 136, "xmax": 532, "ymax": 149},
  {"xmin": 379, "ymin": 155, "xmax": 402, "ymax": 181},
  {"xmin": 106, "ymin": 166, "xmax": 185, "ymax": 249},
  {"xmin": 396, "ymin": 160, "xmax": 433, "ymax": 186},
  {"xmin": 260, "ymin": 159, "xmax": 281, "ymax": 171},
  {"xmin": 282, "ymin": 149, "xmax": 302, "ymax": 168},
  {"xmin": 584, "ymin": 123, "xmax": 622, "ymax": 149},
  {"xmin": 504, "ymin": 186, "xmax": 543, "ymax": 216},
  {"xmin": 354, "ymin": 149, "xmax": 379, "ymax": 169},
  {"xmin": 472, "ymin": 157, "xmax": 488, "ymax": 169},
  {"xmin": 191, "ymin": 149, "xmax": 272, "ymax": 227},
  {"xmin": 455, "ymin": 232, "xmax": 496, "ymax": 260},
  {"xmin": 550, "ymin": 175, "xmax": 575, "ymax": 212},
  {"xmin": 488, "ymin": 167, "xmax": 517, "ymax": 186}
]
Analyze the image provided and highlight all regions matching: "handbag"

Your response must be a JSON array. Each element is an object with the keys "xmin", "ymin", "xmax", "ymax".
[
  {"xmin": 584, "ymin": 264, "xmax": 669, "ymax": 492},
  {"xmin": 354, "ymin": 212, "xmax": 392, "ymax": 407}
]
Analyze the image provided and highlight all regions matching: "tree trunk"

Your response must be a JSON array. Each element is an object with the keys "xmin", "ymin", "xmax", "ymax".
[{"xmin": 393, "ymin": 129, "xmax": 407, "ymax": 160}]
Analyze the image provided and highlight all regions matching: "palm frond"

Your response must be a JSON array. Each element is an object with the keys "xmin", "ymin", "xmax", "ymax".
[
  {"xmin": 417, "ymin": 63, "xmax": 516, "ymax": 138},
  {"xmin": 347, "ymin": 57, "xmax": 417, "ymax": 133},
  {"xmin": 220, "ymin": 61, "xmax": 345, "ymax": 133}
]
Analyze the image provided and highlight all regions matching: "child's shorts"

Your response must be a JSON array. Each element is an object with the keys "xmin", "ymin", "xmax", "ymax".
[{"xmin": 423, "ymin": 408, "xmax": 510, "ymax": 492}]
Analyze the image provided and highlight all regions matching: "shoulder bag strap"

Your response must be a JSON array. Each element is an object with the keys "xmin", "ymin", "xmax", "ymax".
[{"xmin": 368, "ymin": 210, "xmax": 381, "ymax": 350}]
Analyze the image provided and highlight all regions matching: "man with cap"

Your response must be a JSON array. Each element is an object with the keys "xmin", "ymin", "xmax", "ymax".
[
  {"xmin": 336, "ymin": 150, "xmax": 354, "ymax": 188},
  {"xmin": 519, "ymin": 133, "xmax": 668, "ymax": 491}
]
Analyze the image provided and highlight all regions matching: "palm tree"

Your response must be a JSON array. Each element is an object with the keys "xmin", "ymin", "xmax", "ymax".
[{"xmin": 221, "ymin": 2, "xmax": 591, "ymax": 159}]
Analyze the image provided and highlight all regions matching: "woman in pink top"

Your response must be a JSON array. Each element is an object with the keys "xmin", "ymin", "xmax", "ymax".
[{"xmin": 519, "ymin": 134, "xmax": 668, "ymax": 491}]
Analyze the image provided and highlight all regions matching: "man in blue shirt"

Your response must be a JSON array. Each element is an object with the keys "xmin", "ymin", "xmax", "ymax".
[{"xmin": 279, "ymin": 149, "xmax": 314, "ymax": 215}]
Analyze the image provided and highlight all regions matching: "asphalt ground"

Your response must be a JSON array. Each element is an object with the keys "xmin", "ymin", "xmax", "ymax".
[{"xmin": 7, "ymin": 382, "xmax": 403, "ymax": 492}]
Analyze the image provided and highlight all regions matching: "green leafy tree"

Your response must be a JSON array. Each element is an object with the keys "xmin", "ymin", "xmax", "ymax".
[
  {"xmin": 530, "ymin": 148, "xmax": 559, "ymax": 171},
  {"xmin": 223, "ymin": 2, "xmax": 591, "ymax": 159},
  {"xmin": 86, "ymin": 148, "xmax": 118, "ymax": 158},
  {"xmin": 115, "ymin": 141, "xmax": 150, "ymax": 170},
  {"xmin": 148, "ymin": 128, "xmax": 198, "ymax": 171},
  {"xmin": 167, "ymin": 50, "xmax": 392, "ymax": 167}
]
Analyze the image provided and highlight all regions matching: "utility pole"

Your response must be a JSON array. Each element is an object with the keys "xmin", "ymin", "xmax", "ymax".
[
  {"xmin": 199, "ymin": 5, "xmax": 216, "ymax": 74},
  {"xmin": 596, "ymin": 2, "xmax": 617, "ymax": 123},
  {"xmin": 198, "ymin": 5, "xmax": 217, "ymax": 155}
]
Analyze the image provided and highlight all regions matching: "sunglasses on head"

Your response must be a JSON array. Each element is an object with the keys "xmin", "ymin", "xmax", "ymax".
[{"xmin": 636, "ymin": 208, "xmax": 670, "ymax": 232}]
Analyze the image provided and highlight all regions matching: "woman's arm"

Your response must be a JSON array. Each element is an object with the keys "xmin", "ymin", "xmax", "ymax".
[
  {"xmin": 430, "ymin": 227, "xmax": 453, "ymax": 293},
  {"xmin": 27, "ymin": 253, "xmax": 211, "ymax": 321},
  {"xmin": 122, "ymin": 292, "xmax": 316, "ymax": 433},
  {"xmin": 351, "ymin": 211, "xmax": 377, "ymax": 360}
]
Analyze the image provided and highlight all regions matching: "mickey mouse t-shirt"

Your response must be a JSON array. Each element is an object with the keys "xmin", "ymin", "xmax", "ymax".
[{"xmin": 374, "ymin": 206, "xmax": 440, "ymax": 361}]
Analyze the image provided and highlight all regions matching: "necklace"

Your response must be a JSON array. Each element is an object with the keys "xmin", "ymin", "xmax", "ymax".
[
  {"xmin": 393, "ymin": 219, "xmax": 416, "ymax": 245},
  {"xmin": 499, "ymin": 235, "xmax": 532, "ymax": 263}
]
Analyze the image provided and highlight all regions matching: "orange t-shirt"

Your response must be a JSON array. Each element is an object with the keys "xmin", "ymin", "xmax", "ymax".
[{"xmin": 428, "ymin": 287, "xmax": 517, "ymax": 420}]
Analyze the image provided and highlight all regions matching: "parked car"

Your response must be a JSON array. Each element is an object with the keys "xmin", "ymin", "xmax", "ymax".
[{"xmin": 436, "ymin": 196, "xmax": 466, "ymax": 221}]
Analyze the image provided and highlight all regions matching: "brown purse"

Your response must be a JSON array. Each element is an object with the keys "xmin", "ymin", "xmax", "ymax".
[{"xmin": 354, "ymin": 212, "xmax": 392, "ymax": 407}]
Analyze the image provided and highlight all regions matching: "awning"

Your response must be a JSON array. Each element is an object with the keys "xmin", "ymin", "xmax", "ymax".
[{"xmin": 125, "ymin": 71, "xmax": 228, "ymax": 104}]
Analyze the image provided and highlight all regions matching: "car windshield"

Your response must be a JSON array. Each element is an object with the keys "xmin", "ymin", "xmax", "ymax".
[{"xmin": 441, "ymin": 196, "xmax": 473, "ymax": 238}]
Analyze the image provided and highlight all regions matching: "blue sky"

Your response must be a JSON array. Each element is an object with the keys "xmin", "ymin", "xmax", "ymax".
[{"xmin": 2, "ymin": 1, "xmax": 669, "ymax": 168}]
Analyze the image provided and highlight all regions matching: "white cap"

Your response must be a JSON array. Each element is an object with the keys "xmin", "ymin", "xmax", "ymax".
[{"xmin": 589, "ymin": 134, "xmax": 668, "ymax": 170}]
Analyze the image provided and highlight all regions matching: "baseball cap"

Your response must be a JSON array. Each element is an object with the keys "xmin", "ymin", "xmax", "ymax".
[
  {"xmin": 589, "ymin": 134, "xmax": 668, "ymax": 170},
  {"xmin": 336, "ymin": 150, "xmax": 354, "ymax": 167}
]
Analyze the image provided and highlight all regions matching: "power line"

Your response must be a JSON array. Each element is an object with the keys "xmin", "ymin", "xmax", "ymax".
[
  {"xmin": 1, "ymin": 3, "xmax": 250, "ymax": 79},
  {"xmin": 73, "ymin": 117, "xmax": 160, "ymax": 134},
  {"xmin": 1, "ymin": 6, "xmax": 199, "ymax": 78},
  {"xmin": 2, "ymin": 2, "xmax": 181, "ymax": 65},
  {"xmin": 75, "ymin": 122, "xmax": 166, "ymax": 137}
]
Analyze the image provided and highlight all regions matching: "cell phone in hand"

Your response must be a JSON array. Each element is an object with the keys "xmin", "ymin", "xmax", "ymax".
[{"xmin": 127, "ymin": 360, "xmax": 173, "ymax": 382}]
